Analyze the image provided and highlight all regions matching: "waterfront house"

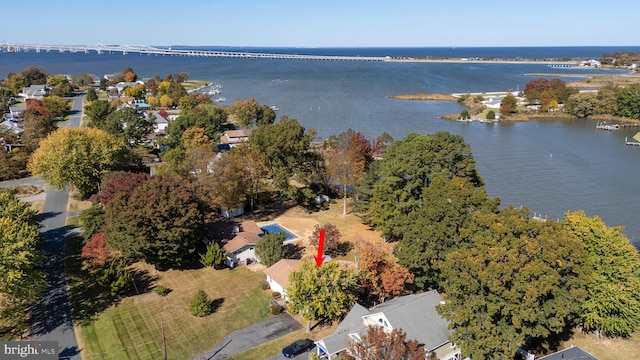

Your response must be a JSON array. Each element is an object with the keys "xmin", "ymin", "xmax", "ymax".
[
  {"xmin": 315, "ymin": 291, "xmax": 462, "ymax": 360},
  {"xmin": 220, "ymin": 129, "xmax": 251, "ymax": 148}
]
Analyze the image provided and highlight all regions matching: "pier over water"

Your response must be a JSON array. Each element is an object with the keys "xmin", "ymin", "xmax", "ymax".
[{"xmin": 0, "ymin": 42, "xmax": 386, "ymax": 61}]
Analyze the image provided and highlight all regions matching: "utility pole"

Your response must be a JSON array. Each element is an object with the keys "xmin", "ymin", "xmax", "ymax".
[{"xmin": 162, "ymin": 321, "xmax": 168, "ymax": 360}]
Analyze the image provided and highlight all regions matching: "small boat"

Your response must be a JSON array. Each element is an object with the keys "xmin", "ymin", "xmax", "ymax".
[
  {"xmin": 214, "ymin": 97, "xmax": 226, "ymax": 103},
  {"xmin": 270, "ymin": 105, "xmax": 279, "ymax": 111}
]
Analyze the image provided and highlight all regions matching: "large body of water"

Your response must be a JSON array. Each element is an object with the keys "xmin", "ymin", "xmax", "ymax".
[{"xmin": 2, "ymin": 46, "xmax": 639, "ymax": 244}]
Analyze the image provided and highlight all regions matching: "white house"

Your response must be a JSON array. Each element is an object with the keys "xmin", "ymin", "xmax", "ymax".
[
  {"xmin": 150, "ymin": 111, "xmax": 169, "ymax": 133},
  {"xmin": 222, "ymin": 220, "xmax": 264, "ymax": 267},
  {"xmin": 315, "ymin": 291, "xmax": 462, "ymax": 360},
  {"xmin": 19, "ymin": 85, "xmax": 48, "ymax": 99},
  {"xmin": 263, "ymin": 259, "xmax": 301, "ymax": 299}
]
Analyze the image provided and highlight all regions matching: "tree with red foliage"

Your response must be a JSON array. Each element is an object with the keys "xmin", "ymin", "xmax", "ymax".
[
  {"xmin": 22, "ymin": 100, "xmax": 55, "ymax": 151},
  {"xmin": 309, "ymin": 223, "xmax": 341, "ymax": 257},
  {"xmin": 93, "ymin": 171, "xmax": 150, "ymax": 205},
  {"xmin": 347, "ymin": 326, "xmax": 426, "ymax": 360},
  {"xmin": 356, "ymin": 238, "xmax": 413, "ymax": 304},
  {"xmin": 81, "ymin": 233, "xmax": 117, "ymax": 268}
]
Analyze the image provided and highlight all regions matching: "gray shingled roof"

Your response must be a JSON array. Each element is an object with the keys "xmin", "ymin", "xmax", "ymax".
[
  {"xmin": 317, "ymin": 303, "xmax": 369, "ymax": 354},
  {"xmin": 537, "ymin": 346, "xmax": 599, "ymax": 360},
  {"xmin": 366, "ymin": 290, "xmax": 451, "ymax": 351},
  {"xmin": 316, "ymin": 290, "xmax": 452, "ymax": 355}
]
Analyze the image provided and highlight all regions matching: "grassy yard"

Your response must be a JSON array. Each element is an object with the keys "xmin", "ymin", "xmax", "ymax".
[
  {"xmin": 67, "ymin": 245, "xmax": 273, "ymax": 360},
  {"xmin": 562, "ymin": 331, "xmax": 640, "ymax": 360}
]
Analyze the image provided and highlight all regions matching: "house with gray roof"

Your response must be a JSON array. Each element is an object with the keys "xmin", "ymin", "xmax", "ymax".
[
  {"xmin": 536, "ymin": 345, "xmax": 598, "ymax": 360},
  {"xmin": 315, "ymin": 290, "xmax": 462, "ymax": 360},
  {"xmin": 19, "ymin": 85, "xmax": 48, "ymax": 99}
]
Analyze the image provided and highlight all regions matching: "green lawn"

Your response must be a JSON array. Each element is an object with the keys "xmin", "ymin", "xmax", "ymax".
[{"xmin": 65, "ymin": 232, "xmax": 274, "ymax": 360}]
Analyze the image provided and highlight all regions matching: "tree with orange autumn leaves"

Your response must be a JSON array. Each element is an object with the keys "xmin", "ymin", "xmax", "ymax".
[{"xmin": 355, "ymin": 237, "xmax": 413, "ymax": 305}]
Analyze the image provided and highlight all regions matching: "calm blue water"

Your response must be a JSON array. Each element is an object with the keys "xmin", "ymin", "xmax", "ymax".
[
  {"xmin": 2, "ymin": 47, "xmax": 639, "ymax": 244},
  {"xmin": 260, "ymin": 223, "xmax": 298, "ymax": 241}
]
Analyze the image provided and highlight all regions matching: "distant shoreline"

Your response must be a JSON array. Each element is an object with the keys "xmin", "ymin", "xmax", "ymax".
[{"xmin": 385, "ymin": 58, "xmax": 576, "ymax": 65}]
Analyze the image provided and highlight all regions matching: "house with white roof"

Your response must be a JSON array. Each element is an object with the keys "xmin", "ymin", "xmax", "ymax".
[{"xmin": 315, "ymin": 290, "xmax": 462, "ymax": 360}]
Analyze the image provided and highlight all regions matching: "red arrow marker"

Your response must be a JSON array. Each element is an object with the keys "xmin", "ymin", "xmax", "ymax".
[{"xmin": 314, "ymin": 229, "xmax": 326, "ymax": 268}]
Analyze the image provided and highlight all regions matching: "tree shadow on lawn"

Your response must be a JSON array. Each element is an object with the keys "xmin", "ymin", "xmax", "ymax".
[
  {"xmin": 210, "ymin": 298, "xmax": 225, "ymax": 313},
  {"xmin": 65, "ymin": 234, "xmax": 158, "ymax": 326}
]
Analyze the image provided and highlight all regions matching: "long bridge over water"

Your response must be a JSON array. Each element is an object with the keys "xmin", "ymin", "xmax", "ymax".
[{"xmin": 0, "ymin": 42, "xmax": 388, "ymax": 61}]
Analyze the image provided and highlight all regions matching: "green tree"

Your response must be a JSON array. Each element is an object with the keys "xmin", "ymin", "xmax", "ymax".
[
  {"xmin": 459, "ymin": 110, "xmax": 470, "ymax": 119},
  {"xmin": 28, "ymin": 127, "xmax": 130, "ymax": 197},
  {"xmin": 249, "ymin": 117, "xmax": 314, "ymax": 195},
  {"xmin": 0, "ymin": 193, "xmax": 46, "ymax": 336},
  {"xmin": 486, "ymin": 110, "xmax": 496, "ymax": 120},
  {"xmin": 46, "ymin": 74, "xmax": 74, "ymax": 97},
  {"xmin": 21, "ymin": 66, "xmax": 47, "ymax": 85},
  {"xmin": 565, "ymin": 93, "xmax": 597, "ymax": 118},
  {"xmin": 0, "ymin": 87, "xmax": 15, "ymax": 112},
  {"xmin": 200, "ymin": 242, "xmax": 225, "ymax": 268},
  {"xmin": 616, "ymin": 83, "xmax": 640, "ymax": 119},
  {"xmin": 229, "ymin": 98, "xmax": 260, "ymax": 128},
  {"xmin": 393, "ymin": 176, "xmax": 498, "ymax": 289},
  {"xmin": 564, "ymin": 211, "xmax": 640, "ymax": 337},
  {"xmin": 79, "ymin": 203, "xmax": 105, "ymax": 242},
  {"xmin": 364, "ymin": 132, "xmax": 484, "ymax": 241},
  {"xmin": 208, "ymin": 143, "xmax": 268, "ymax": 211},
  {"xmin": 255, "ymin": 233, "xmax": 286, "ymax": 267},
  {"xmin": 100, "ymin": 107, "xmax": 154, "ymax": 146},
  {"xmin": 256, "ymin": 104, "xmax": 277, "ymax": 126},
  {"xmin": 500, "ymin": 93, "xmax": 518, "ymax": 115},
  {"xmin": 105, "ymin": 175, "xmax": 204, "ymax": 269},
  {"xmin": 41, "ymin": 95, "xmax": 71, "ymax": 120},
  {"xmin": 178, "ymin": 93, "xmax": 212, "ymax": 110},
  {"xmin": 85, "ymin": 99, "xmax": 116, "ymax": 126},
  {"xmin": 188, "ymin": 289, "xmax": 212, "ymax": 317},
  {"xmin": 594, "ymin": 86, "xmax": 619, "ymax": 115},
  {"xmin": 287, "ymin": 259, "xmax": 358, "ymax": 332},
  {"xmin": 438, "ymin": 207, "xmax": 590, "ymax": 359}
]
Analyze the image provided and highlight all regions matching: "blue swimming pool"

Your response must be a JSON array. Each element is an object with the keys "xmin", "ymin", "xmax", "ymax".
[{"xmin": 260, "ymin": 223, "xmax": 299, "ymax": 242}]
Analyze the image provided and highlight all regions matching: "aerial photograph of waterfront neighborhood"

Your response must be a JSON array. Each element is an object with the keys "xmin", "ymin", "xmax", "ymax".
[{"xmin": 2, "ymin": 1, "xmax": 640, "ymax": 360}]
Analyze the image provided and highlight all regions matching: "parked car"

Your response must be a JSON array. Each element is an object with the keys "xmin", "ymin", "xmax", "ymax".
[{"xmin": 282, "ymin": 338, "xmax": 315, "ymax": 358}]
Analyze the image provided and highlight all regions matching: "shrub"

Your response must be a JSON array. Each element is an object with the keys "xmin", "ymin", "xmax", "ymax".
[
  {"xmin": 199, "ymin": 242, "xmax": 225, "ymax": 268},
  {"xmin": 153, "ymin": 285, "xmax": 171, "ymax": 296},
  {"xmin": 486, "ymin": 110, "xmax": 496, "ymax": 120},
  {"xmin": 260, "ymin": 280, "xmax": 270, "ymax": 290},
  {"xmin": 270, "ymin": 304, "xmax": 282, "ymax": 315},
  {"xmin": 188, "ymin": 289, "xmax": 212, "ymax": 317}
]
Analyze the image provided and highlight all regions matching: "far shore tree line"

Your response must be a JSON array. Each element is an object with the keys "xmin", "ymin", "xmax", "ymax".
[
  {"xmin": 456, "ymin": 77, "xmax": 640, "ymax": 121},
  {"xmin": 3, "ymin": 64, "xmax": 640, "ymax": 358}
]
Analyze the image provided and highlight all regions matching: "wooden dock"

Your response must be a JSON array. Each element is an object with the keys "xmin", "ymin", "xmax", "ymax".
[
  {"xmin": 596, "ymin": 122, "xmax": 640, "ymax": 131},
  {"xmin": 625, "ymin": 133, "xmax": 640, "ymax": 146}
]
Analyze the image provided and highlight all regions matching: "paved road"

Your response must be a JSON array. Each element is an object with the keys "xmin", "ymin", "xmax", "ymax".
[
  {"xmin": 27, "ymin": 93, "xmax": 84, "ymax": 359},
  {"xmin": 190, "ymin": 313, "xmax": 303, "ymax": 360}
]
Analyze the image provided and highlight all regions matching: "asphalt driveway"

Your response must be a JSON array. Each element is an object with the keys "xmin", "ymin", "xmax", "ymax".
[{"xmin": 190, "ymin": 312, "xmax": 303, "ymax": 360}]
